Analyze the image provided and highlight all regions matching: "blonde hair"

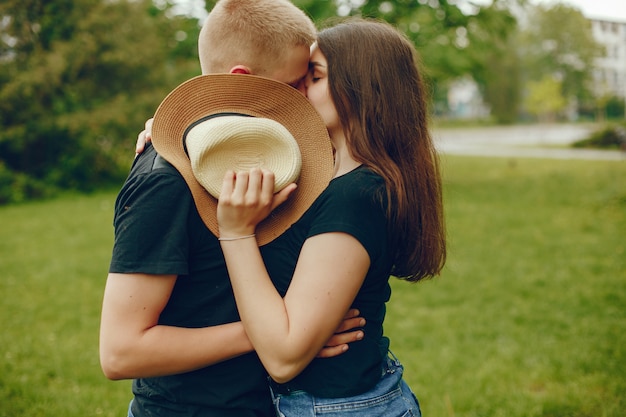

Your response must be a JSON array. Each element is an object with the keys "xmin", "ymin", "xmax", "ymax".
[{"xmin": 199, "ymin": 0, "xmax": 316, "ymax": 75}]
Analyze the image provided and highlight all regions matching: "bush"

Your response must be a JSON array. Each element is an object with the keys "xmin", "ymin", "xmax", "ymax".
[
  {"xmin": 0, "ymin": 162, "xmax": 56, "ymax": 204},
  {"xmin": 0, "ymin": 0, "xmax": 200, "ymax": 205},
  {"xmin": 606, "ymin": 96, "xmax": 626, "ymax": 119},
  {"xmin": 572, "ymin": 123, "xmax": 626, "ymax": 150}
]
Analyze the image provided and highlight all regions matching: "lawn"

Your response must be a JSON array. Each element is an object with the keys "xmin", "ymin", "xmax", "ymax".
[{"xmin": 0, "ymin": 155, "xmax": 624, "ymax": 416}]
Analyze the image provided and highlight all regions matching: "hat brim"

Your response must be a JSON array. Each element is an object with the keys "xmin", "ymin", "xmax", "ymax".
[{"xmin": 151, "ymin": 74, "xmax": 334, "ymax": 246}]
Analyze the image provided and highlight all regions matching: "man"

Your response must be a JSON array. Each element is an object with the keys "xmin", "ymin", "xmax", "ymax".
[{"xmin": 99, "ymin": 1, "xmax": 363, "ymax": 416}]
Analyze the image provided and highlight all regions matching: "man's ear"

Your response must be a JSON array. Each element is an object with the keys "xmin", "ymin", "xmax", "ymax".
[{"xmin": 230, "ymin": 65, "xmax": 252, "ymax": 75}]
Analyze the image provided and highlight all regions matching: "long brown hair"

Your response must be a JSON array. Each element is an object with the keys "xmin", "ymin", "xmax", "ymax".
[{"xmin": 317, "ymin": 19, "xmax": 446, "ymax": 282}]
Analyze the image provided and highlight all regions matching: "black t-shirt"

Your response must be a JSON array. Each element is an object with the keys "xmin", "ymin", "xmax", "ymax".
[
  {"xmin": 260, "ymin": 166, "xmax": 393, "ymax": 398},
  {"xmin": 109, "ymin": 144, "xmax": 272, "ymax": 417}
]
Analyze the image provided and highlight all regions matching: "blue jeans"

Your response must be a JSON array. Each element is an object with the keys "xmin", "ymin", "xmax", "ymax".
[
  {"xmin": 270, "ymin": 354, "xmax": 421, "ymax": 416},
  {"xmin": 127, "ymin": 399, "xmax": 134, "ymax": 417}
]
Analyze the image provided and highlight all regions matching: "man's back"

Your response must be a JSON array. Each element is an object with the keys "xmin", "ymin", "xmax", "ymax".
[{"xmin": 110, "ymin": 144, "xmax": 272, "ymax": 416}]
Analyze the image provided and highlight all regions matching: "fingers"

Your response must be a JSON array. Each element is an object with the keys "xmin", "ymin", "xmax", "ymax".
[
  {"xmin": 217, "ymin": 168, "xmax": 296, "ymax": 235},
  {"xmin": 345, "ymin": 309, "xmax": 360, "ymax": 319},
  {"xmin": 334, "ymin": 316, "xmax": 366, "ymax": 334},
  {"xmin": 135, "ymin": 118, "xmax": 154, "ymax": 155},
  {"xmin": 145, "ymin": 118, "xmax": 153, "ymax": 141},
  {"xmin": 316, "ymin": 329, "xmax": 365, "ymax": 358},
  {"xmin": 316, "ymin": 344, "xmax": 348, "ymax": 358},
  {"xmin": 245, "ymin": 169, "xmax": 277, "ymax": 208},
  {"xmin": 217, "ymin": 169, "xmax": 272, "ymax": 236},
  {"xmin": 260, "ymin": 169, "xmax": 275, "ymax": 206},
  {"xmin": 272, "ymin": 183, "xmax": 297, "ymax": 212},
  {"xmin": 228, "ymin": 168, "xmax": 284, "ymax": 206},
  {"xmin": 327, "ymin": 329, "xmax": 364, "ymax": 346},
  {"xmin": 219, "ymin": 170, "xmax": 236, "ymax": 201},
  {"xmin": 136, "ymin": 130, "xmax": 147, "ymax": 155},
  {"xmin": 231, "ymin": 170, "xmax": 250, "ymax": 202}
]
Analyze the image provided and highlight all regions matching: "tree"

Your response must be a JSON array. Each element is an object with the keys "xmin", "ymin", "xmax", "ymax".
[
  {"xmin": 465, "ymin": 1, "xmax": 520, "ymax": 123},
  {"xmin": 0, "ymin": 0, "xmax": 201, "ymax": 203},
  {"xmin": 0, "ymin": 0, "xmax": 530, "ymax": 202},
  {"xmin": 524, "ymin": 75, "xmax": 567, "ymax": 122},
  {"xmin": 296, "ymin": 0, "xmax": 506, "ymax": 116},
  {"xmin": 518, "ymin": 3, "xmax": 601, "ymax": 117}
]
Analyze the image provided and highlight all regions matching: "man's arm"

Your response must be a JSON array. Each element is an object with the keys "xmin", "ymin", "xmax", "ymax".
[
  {"xmin": 99, "ymin": 273, "xmax": 365, "ymax": 380},
  {"xmin": 99, "ymin": 272, "xmax": 253, "ymax": 380}
]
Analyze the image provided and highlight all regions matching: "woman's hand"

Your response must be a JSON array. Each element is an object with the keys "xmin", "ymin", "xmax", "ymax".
[
  {"xmin": 217, "ymin": 168, "xmax": 297, "ymax": 238},
  {"xmin": 135, "ymin": 118, "xmax": 153, "ymax": 155}
]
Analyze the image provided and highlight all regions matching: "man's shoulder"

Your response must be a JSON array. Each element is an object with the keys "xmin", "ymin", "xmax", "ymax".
[
  {"xmin": 119, "ymin": 145, "xmax": 189, "ymax": 198},
  {"xmin": 114, "ymin": 145, "xmax": 191, "ymax": 216},
  {"xmin": 129, "ymin": 144, "xmax": 180, "ymax": 179}
]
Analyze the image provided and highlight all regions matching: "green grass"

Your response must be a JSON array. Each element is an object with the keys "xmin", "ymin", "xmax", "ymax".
[
  {"xmin": 0, "ymin": 190, "xmax": 131, "ymax": 416},
  {"xmin": 1, "ymin": 156, "xmax": 624, "ymax": 416},
  {"xmin": 389, "ymin": 156, "xmax": 626, "ymax": 417}
]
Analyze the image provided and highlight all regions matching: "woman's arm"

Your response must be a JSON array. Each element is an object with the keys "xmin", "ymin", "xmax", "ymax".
[
  {"xmin": 99, "ymin": 267, "xmax": 363, "ymax": 380},
  {"xmin": 220, "ymin": 233, "xmax": 369, "ymax": 383},
  {"xmin": 218, "ymin": 168, "xmax": 370, "ymax": 383}
]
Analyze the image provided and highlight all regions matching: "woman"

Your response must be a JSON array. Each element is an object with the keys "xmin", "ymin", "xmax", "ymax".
[{"xmin": 217, "ymin": 19, "xmax": 446, "ymax": 416}]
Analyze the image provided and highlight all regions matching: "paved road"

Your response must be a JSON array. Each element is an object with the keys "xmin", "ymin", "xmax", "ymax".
[{"xmin": 433, "ymin": 124, "xmax": 625, "ymax": 161}]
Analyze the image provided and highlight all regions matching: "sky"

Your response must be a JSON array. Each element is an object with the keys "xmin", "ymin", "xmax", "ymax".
[
  {"xmin": 467, "ymin": 0, "xmax": 626, "ymax": 21},
  {"xmin": 536, "ymin": 0, "xmax": 626, "ymax": 21},
  {"xmin": 172, "ymin": 0, "xmax": 626, "ymax": 22}
]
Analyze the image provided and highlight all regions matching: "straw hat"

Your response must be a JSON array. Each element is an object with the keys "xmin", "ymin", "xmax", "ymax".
[
  {"xmin": 151, "ymin": 74, "xmax": 334, "ymax": 246},
  {"xmin": 185, "ymin": 115, "xmax": 302, "ymax": 198}
]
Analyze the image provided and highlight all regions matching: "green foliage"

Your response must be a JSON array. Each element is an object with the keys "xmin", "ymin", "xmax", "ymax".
[
  {"xmin": 309, "ymin": 0, "xmax": 475, "ymax": 82},
  {"xmin": 579, "ymin": 94, "xmax": 626, "ymax": 122},
  {"xmin": 294, "ymin": 0, "xmax": 345, "ymax": 22},
  {"xmin": 294, "ymin": 1, "xmax": 522, "ymax": 123},
  {"xmin": 573, "ymin": 123, "xmax": 626, "ymax": 149},
  {"xmin": 605, "ymin": 96, "xmax": 626, "ymax": 119},
  {"xmin": 0, "ymin": 161, "xmax": 56, "ymax": 204},
  {"xmin": 519, "ymin": 3, "xmax": 600, "ymax": 109},
  {"xmin": 1, "ymin": 156, "xmax": 624, "ymax": 416},
  {"xmin": 1, "ymin": 0, "xmax": 523, "ymax": 203},
  {"xmin": 0, "ymin": 0, "xmax": 202, "ymax": 203},
  {"xmin": 524, "ymin": 76, "xmax": 567, "ymax": 121},
  {"xmin": 0, "ymin": 0, "xmax": 610, "ymax": 204},
  {"xmin": 466, "ymin": 3, "xmax": 521, "ymax": 124}
]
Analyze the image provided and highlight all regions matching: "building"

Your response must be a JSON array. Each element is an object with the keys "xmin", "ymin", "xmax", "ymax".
[
  {"xmin": 589, "ymin": 18, "xmax": 626, "ymax": 100},
  {"xmin": 442, "ymin": 10, "xmax": 626, "ymax": 120}
]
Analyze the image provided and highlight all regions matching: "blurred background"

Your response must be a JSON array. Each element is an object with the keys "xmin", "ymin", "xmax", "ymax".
[
  {"xmin": 1, "ymin": 2, "xmax": 624, "ymax": 416},
  {"xmin": 0, "ymin": 0, "xmax": 624, "ymax": 205}
]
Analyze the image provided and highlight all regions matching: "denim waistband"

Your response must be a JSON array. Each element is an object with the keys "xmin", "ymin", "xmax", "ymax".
[{"xmin": 382, "ymin": 350, "xmax": 402, "ymax": 376}]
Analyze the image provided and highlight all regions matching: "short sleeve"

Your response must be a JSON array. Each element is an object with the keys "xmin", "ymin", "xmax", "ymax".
[
  {"xmin": 109, "ymin": 171, "xmax": 193, "ymax": 275},
  {"xmin": 307, "ymin": 170, "xmax": 387, "ymax": 262}
]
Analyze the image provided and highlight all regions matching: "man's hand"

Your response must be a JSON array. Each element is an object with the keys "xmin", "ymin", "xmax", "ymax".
[
  {"xmin": 135, "ymin": 118, "xmax": 153, "ymax": 155},
  {"xmin": 316, "ymin": 309, "xmax": 365, "ymax": 358}
]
